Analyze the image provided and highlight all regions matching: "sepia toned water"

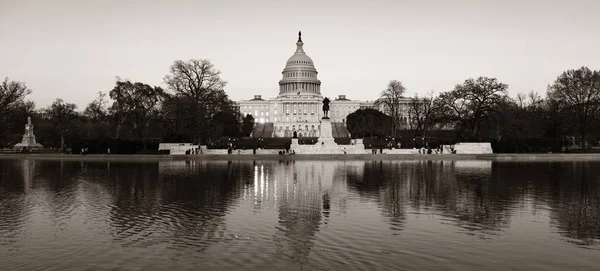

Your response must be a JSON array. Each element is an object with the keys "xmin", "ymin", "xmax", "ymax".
[{"xmin": 0, "ymin": 159, "xmax": 599, "ymax": 271}]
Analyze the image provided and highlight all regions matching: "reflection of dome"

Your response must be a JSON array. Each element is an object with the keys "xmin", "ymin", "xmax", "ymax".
[{"xmin": 278, "ymin": 31, "xmax": 322, "ymax": 97}]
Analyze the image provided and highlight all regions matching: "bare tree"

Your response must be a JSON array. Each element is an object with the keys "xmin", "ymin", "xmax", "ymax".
[
  {"xmin": 163, "ymin": 59, "xmax": 232, "ymax": 144},
  {"xmin": 84, "ymin": 91, "xmax": 109, "ymax": 122},
  {"xmin": 408, "ymin": 90, "xmax": 436, "ymax": 136},
  {"xmin": 109, "ymin": 78, "xmax": 134, "ymax": 140},
  {"xmin": 109, "ymin": 79, "xmax": 164, "ymax": 144},
  {"xmin": 45, "ymin": 98, "xmax": 78, "ymax": 152},
  {"xmin": 547, "ymin": 66, "xmax": 600, "ymax": 147},
  {"xmin": 0, "ymin": 77, "xmax": 32, "ymax": 115},
  {"xmin": 82, "ymin": 91, "xmax": 111, "ymax": 140},
  {"xmin": 515, "ymin": 90, "xmax": 544, "ymax": 110},
  {"xmin": 527, "ymin": 90, "xmax": 544, "ymax": 110},
  {"xmin": 432, "ymin": 90, "xmax": 468, "ymax": 128},
  {"xmin": 516, "ymin": 92, "xmax": 527, "ymax": 109},
  {"xmin": 375, "ymin": 80, "xmax": 406, "ymax": 137},
  {"xmin": 433, "ymin": 77, "xmax": 509, "ymax": 139}
]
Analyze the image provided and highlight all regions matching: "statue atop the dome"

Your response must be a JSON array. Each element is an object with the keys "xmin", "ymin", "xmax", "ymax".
[
  {"xmin": 322, "ymin": 97, "xmax": 330, "ymax": 119},
  {"xmin": 298, "ymin": 31, "xmax": 302, "ymax": 42}
]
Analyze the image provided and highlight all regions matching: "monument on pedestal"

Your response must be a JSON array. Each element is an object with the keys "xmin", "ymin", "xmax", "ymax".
[
  {"xmin": 13, "ymin": 117, "xmax": 44, "ymax": 151},
  {"xmin": 289, "ymin": 97, "xmax": 368, "ymax": 154},
  {"xmin": 316, "ymin": 97, "xmax": 336, "ymax": 146}
]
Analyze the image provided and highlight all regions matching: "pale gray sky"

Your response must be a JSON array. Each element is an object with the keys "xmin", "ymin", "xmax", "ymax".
[{"xmin": 1, "ymin": 0, "xmax": 599, "ymax": 108}]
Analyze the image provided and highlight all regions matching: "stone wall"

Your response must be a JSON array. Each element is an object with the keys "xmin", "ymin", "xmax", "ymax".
[{"xmin": 453, "ymin": 142, "xmax": 493, "ymax": 154}]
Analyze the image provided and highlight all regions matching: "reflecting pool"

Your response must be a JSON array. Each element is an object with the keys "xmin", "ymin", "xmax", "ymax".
[{"xmin": 0, "ymin": 159, "xmax": 599, "ymax": 270}]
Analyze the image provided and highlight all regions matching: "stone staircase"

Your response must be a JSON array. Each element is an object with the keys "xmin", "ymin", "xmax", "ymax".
[
  {"xmin": 332, "ymin": 123, "xmax": 350, "ymax": 138},
  {"xmin": 251, "ymin": 123, "xmax": 265, "ymax": 138},
  {"xmin": 251, "ymin": 123, "xmax": 274, "ymax": 138},
  {"xmin": 262, "ymin": 123, "xmax": 274, "ymax": 138}
]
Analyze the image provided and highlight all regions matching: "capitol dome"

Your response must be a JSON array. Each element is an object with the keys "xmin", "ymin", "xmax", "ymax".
[
  {"xmin": 278, "ymin": 31, "xmax": 322, "ymax": 97},
  {"xmin": 286, "ymin": 53, "xmax": 314, "ymax": 67}
]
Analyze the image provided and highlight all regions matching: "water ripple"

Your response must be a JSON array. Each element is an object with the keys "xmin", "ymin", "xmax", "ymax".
[{"xmin": 1, "ymin": 160, "xmax": 600, "ymax": 271}]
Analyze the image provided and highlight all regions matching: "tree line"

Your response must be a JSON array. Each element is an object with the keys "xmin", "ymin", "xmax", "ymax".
[
  {"xmin": 0, "ymin": 59, "xmax": 253, "ymax": 153},
  {"xmin": 2, "ymin": 64, "xmax": 599, "ymax": 153},
  {"xmin": 347, "ymin": 66, "xmax": 600, "ymax": 152}
]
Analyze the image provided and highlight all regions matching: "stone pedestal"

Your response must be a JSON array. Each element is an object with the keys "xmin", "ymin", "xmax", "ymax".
[
  {"xmin": 287, "ymin": 118, "xmax": 369, "ymax": 154},
  {"xmin": 353, "ymin": 138, "xmax": 365, "ymax": 149},
  {"xmin": 290, "ymin": 138, "xmax": 299, "ymax": 149},
  {"xmin": 316, "ymin": 118, "xmax": 336, "ymax": 146},
  {"xmin": 13, "ymin": 117, "xmax": 43, "ymax": 151}
]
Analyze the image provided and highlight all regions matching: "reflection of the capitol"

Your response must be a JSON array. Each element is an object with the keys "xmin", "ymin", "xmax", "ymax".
[
  {"xmin": 242, "ymin": 160, "xmax": 359, "ymax": 267},
  {"xmin": 240, "ymin": 161, "xmax": 358, "ymax": 214}
]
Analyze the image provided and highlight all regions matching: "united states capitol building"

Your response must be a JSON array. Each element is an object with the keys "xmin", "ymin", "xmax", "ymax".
[{"xmin": 236, "ymin": 32, "xmax": 415, "ymax": 138}]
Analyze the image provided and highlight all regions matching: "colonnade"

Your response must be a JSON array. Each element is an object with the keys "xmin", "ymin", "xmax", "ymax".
[{"xmin": 279, "ymin": 82, "xmax": 320, "ymax": 94}]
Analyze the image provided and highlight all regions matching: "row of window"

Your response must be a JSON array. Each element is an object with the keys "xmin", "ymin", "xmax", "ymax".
[
  {"xmin": 242, "ymin": 105, "xmax": 365, "ymax": 119},
  {"xmin": 288, "ymin": 60, "xmax": 312, "ymax": 65},
  {"xmin": 285, "ymin": 72, "xmax": 314, "ymax": 78},
  {"xmin": 243, "ymin": 111, "xmax": 269, "ymax": 117},
  {"xmin": 242, "ymin": 105, "xmax": 268, "ymax": 109},
  {"xmin": 286, "ymin": 112, "xmax": 314, "ymax": 115},
  {"xmin": 276, "ymin": 124, "xmax": 320, "ymax": 131}
]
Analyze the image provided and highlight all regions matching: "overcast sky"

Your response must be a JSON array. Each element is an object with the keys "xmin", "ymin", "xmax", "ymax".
[{"xmin": 1, "ymin": 0, "xmax": 599, "ymax": 108}]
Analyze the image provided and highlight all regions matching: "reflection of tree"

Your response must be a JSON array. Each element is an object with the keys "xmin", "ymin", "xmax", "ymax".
[
  {"xmin": 106, "ymin": 162, "xmax": 164, "ymax": 243},
  {"xmin": 161, "ymin": 161, "xmax": 246, "ymax": 245},
  {"xmin": 345, "ymin": 161, "xmax": 385, "ymax": 198},
  {"xmin": 103, "ymin": 160, "xmax": 248, "ymax": 254},
  {"xmin": 496, "ymin": 162, "xmax": 600, "ymax": 246},
  {"xmin": 0, "ymin": 159, "xmax": 29, "ymax": 248},
  {"xmin": 352, "ymin": 160, "xmax": 600, "ymax": 245},
  {"xmin": 346, "ymin": 160, "xmax": 517, "ymax": 235},
  {"xmin": 547, "ymin": 164, "xmax": 600, "ymax": 245},
  {"xmin": 441, "ymin": 162, "xmax": 516, "ymax": 234},
  {"xmin": 346, "ymin": 161, "xmax": 413, "ymax": 231},
  {"xmin": 379, "ymin": 162, "xmax": 408, "ymax": 229},
  {"xmin": 0, "ymin": 159, "xmax": 29, "ymax": 193},
  {"xmin": 34, "ymin": 160, "xmax": 83, "ymax": 224}
]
